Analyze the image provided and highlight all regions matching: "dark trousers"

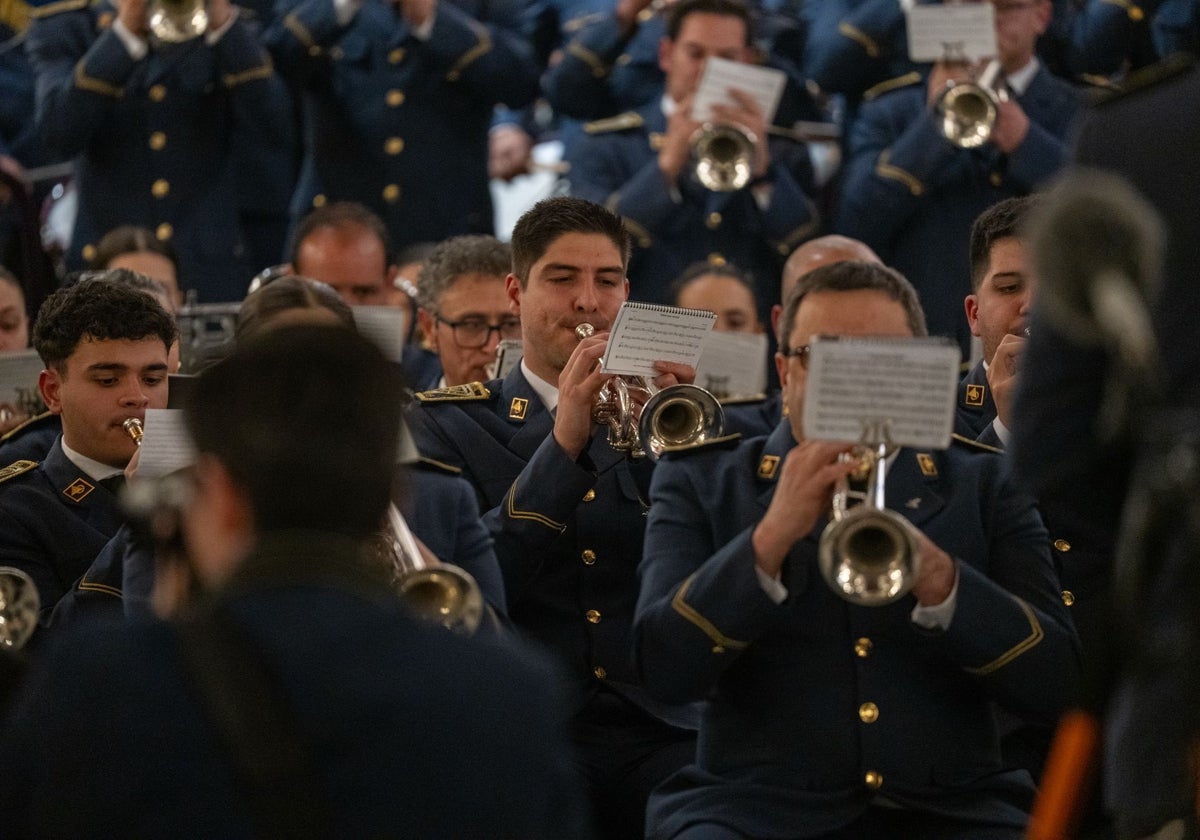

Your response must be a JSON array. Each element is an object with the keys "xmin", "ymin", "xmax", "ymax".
[
  {"xmin": 574, "ymin": 688, "xmax": 696, "ymax": 840},
  {"xmin": 673, "ymin": 806, "xmax": 1026, "ymax": 840}
]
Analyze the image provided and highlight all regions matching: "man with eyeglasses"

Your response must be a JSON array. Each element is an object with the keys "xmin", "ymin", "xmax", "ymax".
[{"xmin": 415, "ymin": 235, "xmax": 521, "ymax": 389}]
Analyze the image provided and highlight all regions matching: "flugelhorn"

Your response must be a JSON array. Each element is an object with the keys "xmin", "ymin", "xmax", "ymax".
[
  {"xmin": 148, "ymin": 0, "xmax": 208, "ymax": 42},
  {"xmin": 818, "ymin": 423, "xmax": 921, "ymax": 606},
  {"xmin": 691, "ymin": 123, "xmax": 757, "ymax": 192},
  {"xmin": 377, "ymin": 503, "xmax": 484, "ymax": 636},
  {"xmin": 935, "ymin": 59, "xmax": 1007, "ymax": 149},
  {"xmin": 0, "ymin": 567, "xmax": 40, "ymax": 650},
  {"xmin": 575, "ymin": 323, "xmax": 725, "ymax": 460}
]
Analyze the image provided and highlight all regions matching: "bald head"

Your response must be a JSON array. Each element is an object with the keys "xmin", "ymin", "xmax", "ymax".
[{"xmin": 782, "ymin": 236, "xmax": 881, "ymax": 302}]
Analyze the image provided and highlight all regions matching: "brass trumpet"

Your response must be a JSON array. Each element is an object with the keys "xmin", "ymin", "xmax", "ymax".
[
  {"xmin": 691, "ymin": 123, "xmax": 757, "ymax": 192},
  {"xmin": 935, "ymin": 59, "xmax": 1007, "ymax": 149},
  {"xmin": 818, "ymin": 427, "xmax": 921, "ymax": 606},
  {"xmin": 0, "ymin": 567, "xmax": 40, "ymax": 650},
  {"xmin": 148, "ymin": 0, "xmax": 208, "ymax": 42},
  {"xmin": 575, "ymin": 323, "xmax": 725, "ymax": 460}
]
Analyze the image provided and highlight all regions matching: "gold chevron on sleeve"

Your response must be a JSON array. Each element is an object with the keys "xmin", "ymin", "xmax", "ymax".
[
  {"xmin": 964, "ymin": 598, "xmax": 1044, "ymax": 675},
  {"xmin": 671, "ymin": 576, "xmax": 749, "ymax": 654}
]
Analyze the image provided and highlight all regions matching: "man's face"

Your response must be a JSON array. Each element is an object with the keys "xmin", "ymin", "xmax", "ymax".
[
  {"xmin": 506, "ymin": 232, "xmax": 628, "ymax": 383},
  {"xmin": 0, "ymin": 281, "xmax": 28, "ymax": 352},
  {"xmin": 965, "ymin": 236, "xmax": 1034, "ymax": 364},
  {"xmin": 39, "ymin": 336, "xmax": 170, "ymax": 468},
  {"xmin": 676, "ymin": 273, "xmax": 761, "ymax": 333},
  {"xmin": 659, "ymin": 13, "xmax": 751, "ymax": 105},
  {"xmin": 991, "ymin": 0, "xmax": 1050, "ymax": 69},
  {"xmin": 778, "ymin": 289, "xmax": 914, "ymax": 442},
  {"xmin": 422, "ymin": 273, "xmax": 518, "ymax": 386},
  {"xmin": 106, "ymin": 252, "xmax": 182, "ymax": 312},
  {"xmin": 294, "ymin": 225, "xmax": 392, "ymax": 307}
]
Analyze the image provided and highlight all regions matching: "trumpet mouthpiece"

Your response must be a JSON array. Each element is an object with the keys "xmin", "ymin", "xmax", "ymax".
[
  {"xmin": 575, "ymin": 323, "xmax": 596, "ymax": 340},
  {"xmin": 123, "ymin": 417, "xmax": 144, "ymax": 445}
]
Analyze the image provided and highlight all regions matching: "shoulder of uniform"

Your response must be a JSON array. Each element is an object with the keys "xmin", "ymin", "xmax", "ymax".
[
  {"xmin": 583, "ymin": 111, "xmax": 644, "ymax": 134},
  {"xmin": 950, "ymin": 433, "xmax": 1004, "ymax": 454},
  {"xmin": 29, "ymin": 0, "xmax": 92, "ymax": 19},
  {"xmin": 414, "ymin": 455, "xmax": 462, "ymax": 475},
  {"xmin": 412, "ymin": 382, "xmax": 492, "ymax": 404},
  {"xmin": 718, "ymin": 393, "xmax": 767, "ymax": 406},
  {"xmin": 1091, "ymin": 53, "xmax": 1197, "ymax": 106},
  {"xmin": 659, "ymin": 433, "xmax": 742, "ymax": 458},
  {"xmin": 0, "ymin": 459, "xmax": 39, "ymax": 485},
  {"xmin": 0, "ymin": 411, "xmax": 57, "ymax": 443},
  {"xmin": 863, "ymin": 71, "xmax": 923, "ymax": 103}
]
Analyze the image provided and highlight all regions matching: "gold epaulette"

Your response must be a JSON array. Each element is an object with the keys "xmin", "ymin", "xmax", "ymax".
[
  {"xmin": 950, "ymin": 433, "xmax": 1004, "ymax": 454},
  {"xmin": 416, "ymin": 455, "xmax": 462, "ymax": 475},
  {"xmin": 718, "ymin": 393, "xmax": 767, "ymax": 406},
  {"xmin": 583, "ymin": 111, "xmax": 644, "ymax": 134},
  {"xmin": 1091, "ymin": 53, "xmax": 1196, "ymax": 106},
  {"xmin": 0, "ymin": 410, "xmax": 54, "ymax": 443},
  {"xmin": 413, "ymin": 381, "xmax": 492, "ymax": 403},
  {"xmin": 29, "ymin": 0, "xmax": 90, "ymax": 18},
  {"xmin": 659, "ymin": 433, "xmax": 742, "ymax": 456},
  {"xmin": 0, "ymin": 460, "xmax": 38, "ymax": 484},
  {"xmin": 863, "ymin": 71, "xmax": 923, "ymax": 103}
]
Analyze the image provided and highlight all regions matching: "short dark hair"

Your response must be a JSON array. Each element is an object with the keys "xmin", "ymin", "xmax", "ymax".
[
  {"xmin": 968, "ymin": 196, "xmax": 1040, "ymax": 291},
  {"xmin": 91, "ymin": 225, "xmax": 179, "ymax": 273},
  {"xmin": 185, "ymin": 325, "xmax": 406, "ymax": 538},
  {"xmin": 510, "ymin": 197, "xmax": 630, "ymax": 288},
  {"xmin": 289, "ymin": 202, "xmax": 393, "ymax": 270},
  {"xmin": 235, "ymin": 276, "xmax": 355, "ymax": 344},
  {"xmin": 666, "ymin": 0, "xmax": 752, "ymax": 42},
  {"xmin": 778, "ymin": 261, "xmax": 927, "ymax": 351},
  {"xmin": 669, "ymin": 260, "xmax": 757, "ymax": 306},
  {"xmin": 33, "ymin": 271, "xmax": 178, "ymax": 370},
  {"xmin": 417, "ymin": 235, "xmax": 512, "ymax": 311}
]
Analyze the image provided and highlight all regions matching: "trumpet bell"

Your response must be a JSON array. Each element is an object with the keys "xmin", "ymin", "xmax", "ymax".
[
  {"xmin": 397, "ymin": 564, "xmax": 485, "ymax": 636},
  {"xmin": 148, "ymin": 0, "xmax": 208, "ymax": 42},
  {"xmin": 692, "ymin": 123, "xmax": 756, "ymax": 192},
  {"xmin": 0, "ymin": 567, "xmax": 40, "ymax": 650},
  {"xmin": 818, "ymin": 507, "xmax": 921, "ymax": 606},
  {"xmin": 639, "ymin": 384, "xmax": 726, "ymax": 460},
  {"xmin": 936, "ymin": 82, "xmax": 999, "ymax": 149}
]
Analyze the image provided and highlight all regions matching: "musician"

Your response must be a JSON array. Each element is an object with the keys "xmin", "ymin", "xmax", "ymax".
[
  {"xmin": 564, "ymin": 0, "xmax": 820, "ymax": 319},
  {"xmin": 288, "ymin": 202, "xmax": 397, "ymax": 308},
  {"xmin": 406, "ymin": 195, "xmax": 699, "ymax": 840},
  {"xmin": 0, "ymin": 266, "xmax": 28, "ymax": 353},
  {"xmin": 671, "ymin": 261, "xmax": 763, "ymax": 335},
  {"xmin": 635, "ymin": 260, "xmax": 1080, "ymax": 839},
  {"xmin": 415, "ymin": 235, "xmax": 520, "ymax": 389},
  {"xmin": 0, "ymin": 325, "xmax": 589, "ymax": 838},
  {"xmin": 0, "ymin": 274, "xmax": 175, "ymax": 624}
]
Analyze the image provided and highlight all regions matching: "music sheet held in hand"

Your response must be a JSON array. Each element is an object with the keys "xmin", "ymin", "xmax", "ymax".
[
  {"xmin": 138, "ymin": 409, "xmax": 197, "ymax": 478},
  {"xmin": 802, "ymin": 337, "xmax": 961, "ymax": 450},
  {"xmin": 691, "ymin": 57, "xmax": 786, "ymax": 124},
  {"xmin": 599, "ymin": 302, "xmax": 716, "ymax": 378}
]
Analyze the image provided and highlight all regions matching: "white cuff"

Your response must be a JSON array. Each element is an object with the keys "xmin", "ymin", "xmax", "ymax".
[
  {"xmin": 756, "ymin": 566, "xmax": 788, "ymax": 604},
  {"xmin": 333, "ymin": 0, "xmax": 364, "ymax": 28},
  {"xmin": 204, "ymin": 6, "xmax": 239, "ymax": 44},
  {"xmin": 751, "ymin": 181, "xmax": 773, "ymax": 211},
  {"xmin": 991, "ymin": 417, "xmax": 1012, "ymax": 448},
  {"xmin": 410, "ymin": 8, "xmax": 436, "ymax": 39},
  {"xmin": 910, "ymin": 564, "xmax": 959, "ymax": 630},
  {"xmin": 112, "ymin": 18, "xmax": 149, "ymax": 60}
]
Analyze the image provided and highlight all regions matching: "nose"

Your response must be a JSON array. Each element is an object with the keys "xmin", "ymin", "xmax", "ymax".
[
  {"xmin": 574, "ymin": 279, "xmax": 600, "ymax": 312},
  {"xmin": 483, "ymin": 328, "xmax": 503, "ymax": 353},
  {"xmin": 120, "ymin": 378, "xmax": 151, "ymax": 409}
]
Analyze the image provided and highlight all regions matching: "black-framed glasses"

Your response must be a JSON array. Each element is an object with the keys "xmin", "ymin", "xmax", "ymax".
[
  {"xmin": 435, "ymin": 314, "xmax": 522, "ymax": 348},
  {"xmin": 780, "ymin": 344, "xmax": 812, "ymax": 369}
]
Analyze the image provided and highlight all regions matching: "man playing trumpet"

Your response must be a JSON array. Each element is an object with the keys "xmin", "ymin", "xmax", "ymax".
[{"xmin": 634, "ymin": 260, "xmax": 1079, "ymax": 839}]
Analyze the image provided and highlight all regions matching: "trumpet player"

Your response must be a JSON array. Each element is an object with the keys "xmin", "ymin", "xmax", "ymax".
[
  {"xmin": 407, "ymin": 196, "xmax": 701, "ymax": 840},
  {"xmin": 634, "ymin": 260, "xmax": 1080, "ymax": 840},
  {"xmin": 565, "ymin": 0, "xmax": 819, "ymax": 319}
]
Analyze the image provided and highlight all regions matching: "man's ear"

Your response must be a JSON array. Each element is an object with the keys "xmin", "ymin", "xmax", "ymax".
[
  {"xmin": 417, "ymin": 307, "xmax": 438, "ymax": 352},
  {"xmin": 505, "ymin": 273, "xmax": 522, "ymax": 316},
  {"xmin": 38, "ymin": 367, "xmax": 63, "ymax": 415},
  {"xmin": 964, "ymin": 294, "xmax": 982, "ymax": 337}
]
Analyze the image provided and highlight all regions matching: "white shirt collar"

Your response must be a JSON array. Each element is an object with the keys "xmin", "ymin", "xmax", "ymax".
[
  {"xmin": 1005, "ymin": 57, "xmax": 1039, "ymax": 97},
  {"xmin": 61, "ymin": 438, "xmax": 125, "ymax": 482},
  {"xmin": 520, "ymin": 358, "xmax": 559, "ymax": 413},
  {"xmin": 661, "ymin": 94, "xmax": 677, "ymax": 118}
]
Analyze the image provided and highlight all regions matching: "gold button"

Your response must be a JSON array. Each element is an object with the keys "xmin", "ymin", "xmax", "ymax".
[
  {"xmin": 1053, "ymin": 539, "xmax": 1072, "ymax": 552},
  {"xmin": 854, "ymin": 637, "xmax": 873, "ymax": 658},
  {"xmin": 864, "ymin": 770, "xmax": 883, "ymax": 789},
  {"xmin": 308, "ymin": 45, "xmax": 321, "ymax": 57},
  {"xmin": 859, "ymin": 702, "xmax": 879, "ymax": 723},
  {"xmin": 148, "ymin": 84, "xmax": 166, "ymax": 102},
  {"xmin": 585, "ymin": 609, "xmax": 601, "ymax": 624},
  {"xmin": 1062, "ymin": 590, "xmax": 1076, "ymax": 606},
  {"xmin": 706, "ymin": 212, "xmax": 722, "ymax": 229},
  {"xmin": 329, "ymin": 47, "xmax": 344, "ymax": 60},
  {"xmin": 312, "ymin": 194, "xmax": 326, "ymax": 208},
  {"xmin": 990, "ymin": 172, "xmax": 1003, "ymax": 187},
  {"xmin": 382, "ymin": 184, "xmax": 400, "ymax": 203},
  {"xmin": 151, "ymin": 179, "xmax": 170, "ymax": 199},
  {"xmin": 1129, "ymin": 4, "xmax": 1144, "ymax": 20},
  {"xmin": 81, "ymin": 243, "xmax": 97, "ymax": 262},
  {"xmin": 155, "ymin": 223, "xmax": 173, "ymax": 241},
  {"xmin": 149, "ymin": 131, "xmax": 166, "ymax": 151},
  {"xmin": 706, "ymin": 252, "xmax": 727, "ymax": 266},
  {"xmin": 386, "ymin": 89, "xmax": 405, "ymax": 107},
  {"xmin": 385, "ymin": 137, "xmax": 404, "ymax": 156},
  {"xmin": 582, "ymin": 549, "xmax": 597, "ymax": 565},
  {"xmin": 582, "ymin": 489, "xmax": 596, "ymax": 502},
  {"xmin": 388, "ymin": 48, "xmax": 405, "ymax": 64},
  {"xmin": 593, "ymin": 666, "xmax": 606, "ymax": 679}
]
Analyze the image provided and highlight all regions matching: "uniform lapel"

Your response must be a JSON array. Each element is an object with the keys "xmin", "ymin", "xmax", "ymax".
[{"xmin": 43, "ymin": 437, "xmax": 125, "ymax": 534}]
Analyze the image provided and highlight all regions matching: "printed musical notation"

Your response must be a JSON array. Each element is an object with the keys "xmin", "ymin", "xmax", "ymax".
[{"xmin": 600, "ymin": 302, "xmax": 716, "ymax": 378}]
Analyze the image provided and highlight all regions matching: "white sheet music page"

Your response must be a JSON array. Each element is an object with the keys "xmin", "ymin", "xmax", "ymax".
[
  {"xmin": 802, "ymin": 336, "xmax": 960, "ymax": 449},
  {"xmin": 695, "ymin": 331, "xmax": 768, "ymax": 399},
  {"xmin": 0, "ymin": 349, "xmax": 44, "ymax": 408},
  {"xmin": 137, "ymin": 409, "xmax": 197, "ymax": 478},
  {"xmin": 351, "ymin": 306, "xmax": 407, "ymax": 363},
  {"xmin": 691, "ymin": 57, "xmax": 786, "ymax": 124},
  {"xmin": 599, "ymin": 302, "xmax": 716, "ymax": 378},
  {"xmin": 907, "ymin": 4, "xmax": 997, "ymax": 62}
]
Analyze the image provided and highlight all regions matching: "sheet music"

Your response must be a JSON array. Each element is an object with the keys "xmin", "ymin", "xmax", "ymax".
[
  {"xmin": 0, "ymin": 350, "xmax": 45, "ymax": 412},
  {"xmin": 907, "ymin": 4, "xmax": 997, "ymax": 62},
  {"xmin": 802, "ymin": 336, "xmax": 960, "ymax": 449},
  {"xmin": 692, "ymin": 57, "xmax": 786, "ymax": 125},
  {"xmin": 137, "ymin": 409, "xmax": 197, "ymax": 478},
  {"xmin": 695, "ymin": 331, "xmax": 768, "ymax": 398},
  {"xmin": 494, "ymin": 339, "xmax": 523, "ymax": 379},
  {"xmin": 600, "ymin": 302, "xmax": 716, "ymax": 378},
  {"xmin": 351, "ymin": 306, "xmax": 408, "ymax": 363}
]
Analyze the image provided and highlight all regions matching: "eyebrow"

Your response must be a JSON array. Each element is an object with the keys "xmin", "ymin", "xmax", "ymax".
[
  {"xmin": 86, "ymin": 362, "xmax": 169, "ymax": 373},
  {"xmin": 541, "ymin": 262, "xmax": 625, "ymax": 276}
]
